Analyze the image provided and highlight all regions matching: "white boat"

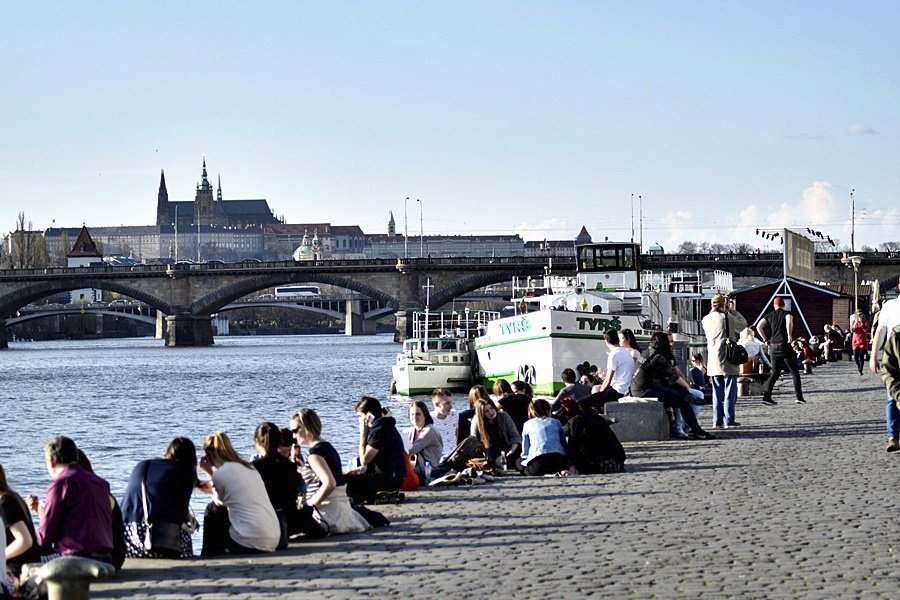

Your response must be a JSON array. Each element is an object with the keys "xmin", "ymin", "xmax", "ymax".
[
  {"xmin": 391, "ymin": 309, "xmax": 500, "ymax": 396},
  {"xmin": 474, "ymin": 242, "xmax": 731, "ymax": 396}
]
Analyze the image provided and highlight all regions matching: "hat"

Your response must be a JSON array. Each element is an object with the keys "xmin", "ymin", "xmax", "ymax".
[
  {"xmin": 711, "ymin": 294, "xmax": 727, "ymax": 308},
  {"xmin": 773, "ymin": 297, "xmax": 785, "ymax": 307}
]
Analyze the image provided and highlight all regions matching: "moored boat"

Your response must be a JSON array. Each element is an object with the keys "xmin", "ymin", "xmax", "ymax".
[
  {"xmin": 474, "ymin": 242, "xmax": 731, "ymax": 396},
  {"xmin": 391, "ymin": 309, "xmax": 500, "ymax": 396}
]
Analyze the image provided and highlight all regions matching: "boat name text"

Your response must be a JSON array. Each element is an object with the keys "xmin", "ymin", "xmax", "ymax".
[{"xmin": 575, "ymin": 316, "xmax": 623, "ymax": 332}]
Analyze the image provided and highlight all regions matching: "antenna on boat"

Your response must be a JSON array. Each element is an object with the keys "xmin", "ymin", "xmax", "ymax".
[
  {"xmin": 630, "ymin": 193, "xmax": 634, "ymax": 243},
  {"xmin": 638, "ymin": 195, "xmax": 643, "ymax": 251}
]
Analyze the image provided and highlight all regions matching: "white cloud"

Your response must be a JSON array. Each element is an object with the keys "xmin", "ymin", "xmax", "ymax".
[
  {"xmin": 512, "ymin": 218, "xmax": 570, "ymax": 242},
  {"xmin": 847, "ymin": 123, "xmax": 879, "ymax": 135}
]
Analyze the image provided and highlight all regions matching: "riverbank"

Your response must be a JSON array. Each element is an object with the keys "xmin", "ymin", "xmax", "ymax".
[{"xmin": 90, "ymin": 360, "xmax": 896, "ymax": 598}]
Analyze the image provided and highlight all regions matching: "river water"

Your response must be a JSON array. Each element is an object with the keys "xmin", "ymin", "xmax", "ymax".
[{"xmin": 1, "ymin": 334, "xmax": 456, "ymax": 534}]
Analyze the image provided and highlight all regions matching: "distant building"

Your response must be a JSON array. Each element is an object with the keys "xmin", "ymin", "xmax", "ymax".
[
  {"xmin": 67, "ymin": 225, "xmax": 102, "ymax": 303},
  {"xmin": 364, "ymin": 233, "xmax": 525, "ymax": 259},
  {"xmin": 155, "ymin": 159, "xmax": 282, "ymax": 229}
]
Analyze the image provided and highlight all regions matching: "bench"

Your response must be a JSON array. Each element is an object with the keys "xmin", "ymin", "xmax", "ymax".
[
  {"xmin": 606, "ymin": 398, "xmax": 669, "ymax": 442},
  {"xmin": 737, "ymin": 374, "xmax": 767, "ymax": 397}
]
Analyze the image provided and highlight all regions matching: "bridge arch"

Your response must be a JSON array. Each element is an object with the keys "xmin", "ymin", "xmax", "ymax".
[
  {"xmin": 191, "ymin": 274, "xmax": 400, "ymax": 315},
  {"xmin": 7, "ymin": 308, "xmax": 156, "ymax": 327},
  {"xmin": 0, "ymin": 280, "xmax": 172, "ymax": 316},
  {"xmin": 430, "ymin": 270, "xmax": 541, "ymax": 309}
]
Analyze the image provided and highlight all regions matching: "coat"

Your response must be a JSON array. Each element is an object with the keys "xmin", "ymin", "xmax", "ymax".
[{"xmin": 701, "ymin": 308, "xmax": 748, "ymax": 377}]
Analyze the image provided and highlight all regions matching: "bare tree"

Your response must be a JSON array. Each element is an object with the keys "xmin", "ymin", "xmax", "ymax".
[
  {"xmin": 676, "ymin": 241, "xmax": 698, "ymax": 254},
  {"xmin": 8, "ymin": 212, "xmax": 49, "ymax": 269}
]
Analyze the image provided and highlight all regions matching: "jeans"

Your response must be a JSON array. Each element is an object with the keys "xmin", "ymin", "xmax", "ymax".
[
  {"xmin": 643, "ymin": 385, "xmax": 707, "ymax": 435},
  {"xmin": 887, "ymin": 394, "xmax": 900, "ymax": 439},
  {"xmin": 854, "ymin": 348, "xmax": 867, "ymax": 374},
  {"xmin": 763, "ymin": 345, "xmax": 804, "ymax": 401},
  {"xmin": 710, "ymin": 375, "xmax": 738, "ymax": 425},
  {"xmin": 673, "ymin": 404, "xmax": 701, "ymax": 432}
]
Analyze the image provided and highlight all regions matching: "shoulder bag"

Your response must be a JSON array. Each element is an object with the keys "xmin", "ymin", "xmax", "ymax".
[{"xmin": 722, "ymin": 312, "xmax": 749, "ymax": 366}]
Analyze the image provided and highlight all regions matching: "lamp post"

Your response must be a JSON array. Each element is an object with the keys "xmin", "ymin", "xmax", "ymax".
[
  {"xmin": 416, "ymin": 198, "xmax": 424, "ymax": 257},
  {"xmin": 841, "ymin": 254, "xmax": 863, "ymax": 313},
  {"xmin": 173, "ymin": 205, "xmax": 179, "ymax": 263},
  {"xmin": 404, "ymin": 197, "xmax": 409, "ymax": 259},
  {"xmin": 197, "ymin": 219, "xmax": 201, "ymax": 263}
]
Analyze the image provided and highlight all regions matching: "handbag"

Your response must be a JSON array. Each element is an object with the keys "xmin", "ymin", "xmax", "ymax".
[
  {"xmin": 140, "ymin": 466, "xmax": 183, "ymax": 554},
  {"xmin": 722, "ymin": 311, "xmax": 749, "ymax": 366}
]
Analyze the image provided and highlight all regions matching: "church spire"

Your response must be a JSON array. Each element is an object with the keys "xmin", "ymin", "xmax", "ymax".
[
  {"xmin": 217, "ymin": 174, "xmax": 222, "ymax": 202},
  {"xmin": 156, "ymin": 169, "xmax": 169, "ymax": 227},
  {"xmin": 199, "ymin": 156, "xmax": 211, "ymax": 191}
]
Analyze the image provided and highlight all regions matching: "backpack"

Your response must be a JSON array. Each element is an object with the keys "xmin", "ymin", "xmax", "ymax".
[{"xmin": 440, "ymin": 436, "xmax": 486, "ymax": 471}]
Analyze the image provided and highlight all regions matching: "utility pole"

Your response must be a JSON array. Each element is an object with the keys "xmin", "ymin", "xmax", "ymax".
[{"xmin": 417, "ymin": 198, "xmax": 424, "ymax": 257}]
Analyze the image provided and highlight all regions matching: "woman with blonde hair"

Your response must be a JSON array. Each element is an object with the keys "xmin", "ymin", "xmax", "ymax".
[
  {"xmin": 291, "ymin": 409, "xmax": 371, "ymax": 535},
  {"xmin": 198, "ymin": 432, "xmax": 280, "ymax": 556}
]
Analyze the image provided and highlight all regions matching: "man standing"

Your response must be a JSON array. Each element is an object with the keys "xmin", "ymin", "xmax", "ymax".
[
  {"xmin": 757, "ymin": 297, "xmax": 806, "ymax": 405},
  {"xmin": 32, "ymin": 436, "xmax": 114, "ymax": 562},
  {"xmin": 702, "ymin": 294, "xmax": 748, "ymax": 427},
  {"xmin": 429, "ymin": 388, "xmax": 459, "ymax": 461},
  {"xmin": 869, "ymin": 277, "xmax": 900, "ymax": 452}
]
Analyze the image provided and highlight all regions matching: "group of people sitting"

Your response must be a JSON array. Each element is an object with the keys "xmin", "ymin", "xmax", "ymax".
[{"xmin": 2, "ymin": 389, "xmax": 628, "ymax": 597}]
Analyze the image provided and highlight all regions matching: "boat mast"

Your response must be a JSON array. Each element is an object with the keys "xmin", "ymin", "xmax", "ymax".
[{"xmin": 422, "ymin": 277, "xmax": 433, "ymax": 352}]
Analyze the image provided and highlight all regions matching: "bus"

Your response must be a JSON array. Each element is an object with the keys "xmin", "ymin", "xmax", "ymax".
[{"xmin": 274, "ymin": 285, "xmax": 321, "ymax": 298}]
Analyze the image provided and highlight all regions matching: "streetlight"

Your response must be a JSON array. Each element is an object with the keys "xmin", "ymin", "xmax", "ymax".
[
  {"xmin": 416, "ymin": 198, "xmax": 424, "ymax": 257},
  {"xmin": 173, "ymin": 205, "xmax": 179, "ymax": 262},
  {"xmin": 404, "ymin": 197, "xmax": 409, "ymax": 259},
  {"xmin": 841, "ymin": 253, "xmax": 863, "ymax": 313}
]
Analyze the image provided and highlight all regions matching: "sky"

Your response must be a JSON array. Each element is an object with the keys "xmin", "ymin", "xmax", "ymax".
[{"xmin": 2, "ymin": 1, "xmax": 898, "ymax": 252}]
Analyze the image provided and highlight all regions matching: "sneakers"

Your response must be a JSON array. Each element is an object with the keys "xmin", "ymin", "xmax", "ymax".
[
  {"xmin": 712, "ymin": 423, "xmax": 725, "ymax": 429},
  {"xmin": 795, "ymin": 398, "xmax": 807, "ymax": 404},
  {"xmin": 887, "ymin": 438, "xmax": 900, "ymax": 453},
  {"xmin": 689, "ymin": 431, "xmax": 718, "ymax": 440},
  {"xmin": 725, "ymin": 422, "xmax": 741, "ymax": 428},
  {"xmin": 670, "ymin": 430, "xmax": 689, "ymax": 439},
  {"xmin": 761, "ymin": 396, "xmax": 777, "ymax": 406}
]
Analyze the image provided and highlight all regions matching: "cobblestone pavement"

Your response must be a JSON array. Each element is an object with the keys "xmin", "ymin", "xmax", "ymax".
[{"xmin": 92, "ymin": 361, "xmax": 900, "ymax": 599}]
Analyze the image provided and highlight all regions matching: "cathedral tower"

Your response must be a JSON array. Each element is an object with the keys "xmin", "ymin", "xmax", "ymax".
[{"xmin": 156, "ymin": 170, "xmax": 169, "ymax": 227}]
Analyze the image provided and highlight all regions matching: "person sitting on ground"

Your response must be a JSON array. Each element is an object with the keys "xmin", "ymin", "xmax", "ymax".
[
  {"xmin": 559, "ymin": 398, "xmax": 626, "ymax": 474},
  {"xmin": 493, "ymin": 378, "xmax": 531, "ymax": 434},
  {"xmin": 292, "ymin": 408, "xmax": 371, "ymax": 535},
  {"xmin": 429, "ymin": 389, "xmax": 458, "ymax": 463},
  {"xmin": 827, "ymin": 324, "xmax": 845, "ymax": 360},
  {"xmin": 631, "ymin": 332, "xmax": 717, "ymax": 440},
  {"xmin": 251, "ymin": 422, "xmax": 302, "ymax": 547},
  {"xmin": 738, "ymin": 327, "xmax": 771, "ymax": 373},
  {"xmin": 402, "ymin": 401, "xmax": 443, "ymax": 481},
  {"xmin": 198, "ymin": 432, "xmax": 280, "ymax": 557},
  {"xmin": 851, "ymin": 311, "xmax": 870, "ymax": 376},
  {"xmin": 619, "ymin": 329, "xmax": 642, "ymax": 363},
  {"xmin": 345, "ymin": 397, "xmax": 406, "ymax": 504},
  {"xmin": 517, "ymin": 399, "xmax": 569, "ymax": 476},
  {"xmin": 551, "ymin": 368, "xmax": 593, "ymax": 411},
  {"xmin": 120, "ymin": 437, "xmax": 199, "ymax": 559},
  {"xmin": 26, "ymin": 436, "xmax": 114, "ymax": 564},
  {"xmin": 512, "ymin": 380, "xmax": 534, "ymax": 398},
  {"xmin": 1, "ymin": 464, "xmax": 40, "ymax": 582},
  {"xmin": 278, "ymin": 428, "xmax": 294, "ymax": 459},
  {"xmin": 471, "ymin": 398, "xmax": 522, "ymax": 469},
  {"xmin": 458, "ymin": 385, "xmax": 490, "ymax": 446}
]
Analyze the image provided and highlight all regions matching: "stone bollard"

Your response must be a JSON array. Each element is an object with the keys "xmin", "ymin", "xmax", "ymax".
[{"xmin": 37, "ymin": 556, "xmax": 116, "ymax": 600}]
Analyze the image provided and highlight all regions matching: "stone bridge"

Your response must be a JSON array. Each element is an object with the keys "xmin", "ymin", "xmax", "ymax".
[{"xmin": 0, "ymin": 256, "xmax": 556, "ymax": 347}]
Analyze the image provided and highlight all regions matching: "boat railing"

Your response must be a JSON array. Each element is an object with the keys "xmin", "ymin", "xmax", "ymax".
[{"xmin": 411, "ymin": 310, "xmax": 500, "ymax": 339}]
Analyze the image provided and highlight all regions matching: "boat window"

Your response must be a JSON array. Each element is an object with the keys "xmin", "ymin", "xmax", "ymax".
[{"xmin": 576, "ymin": 243, "xmax": 638, "ymax": 272}]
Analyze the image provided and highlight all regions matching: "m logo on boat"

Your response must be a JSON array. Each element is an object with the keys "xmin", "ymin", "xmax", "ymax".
[{"xmin": 575, "ymin": 316, "xmax": 623, "ymax": 332}]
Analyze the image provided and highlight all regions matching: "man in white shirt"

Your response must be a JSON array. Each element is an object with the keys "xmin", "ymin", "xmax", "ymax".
[
  {"xmin": 580, "ymin": 329, "xmax": 635, "ymax": 412},
  {"xmin": 869, "ymin": 278, "xmax": 900, "ymax": 452},
  {"xmin": 429, "ymin": 388, "xmax": 459, "ymax": 461}
]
